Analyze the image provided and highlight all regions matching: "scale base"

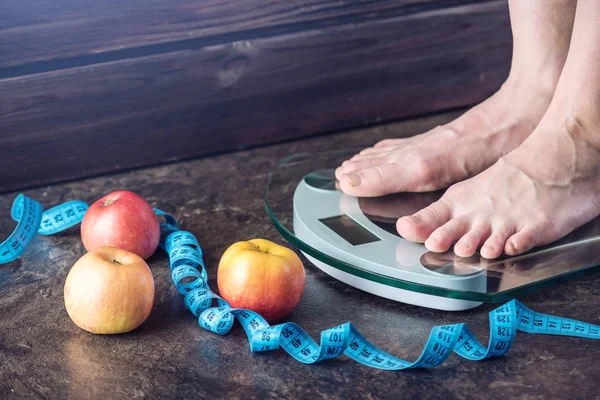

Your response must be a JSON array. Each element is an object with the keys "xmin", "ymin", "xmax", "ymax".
[{"xmin": 302, "ymin": 252, "xmax": 482, "ymax": 311}]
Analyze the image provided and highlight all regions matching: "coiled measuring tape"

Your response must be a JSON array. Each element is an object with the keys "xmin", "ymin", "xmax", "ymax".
[
  {"xmin": 0, "ymin": 195, "xmax": 88, "ymax": 263},
  {"xmin": 2, "ymin": 194, "xmax": 599, "ymax": 369}
]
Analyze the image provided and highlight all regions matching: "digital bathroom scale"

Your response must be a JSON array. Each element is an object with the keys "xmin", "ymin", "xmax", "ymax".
[{"xmin": 265, "ymin": 149, "xmax": 600, "ymax": 311}]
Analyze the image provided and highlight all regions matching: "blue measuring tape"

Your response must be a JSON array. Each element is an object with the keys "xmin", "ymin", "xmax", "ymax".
[
  {"xmin": 0, "ymin": 195, "xmax": 88, "ymax": 263},
  {"xmin": 2, "ymin": 194, "xmax": 599, "ymax": 369}
]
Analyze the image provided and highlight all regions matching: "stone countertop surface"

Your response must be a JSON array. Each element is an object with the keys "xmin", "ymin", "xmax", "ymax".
[{"xmin": 1, "ymin": 112, "xmax": 599, "ymax": 400}]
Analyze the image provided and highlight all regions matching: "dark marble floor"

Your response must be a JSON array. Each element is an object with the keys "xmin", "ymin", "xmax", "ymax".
[{"xmin": 1, "ymin": 111, "xmax": 599, "ymax": 399}]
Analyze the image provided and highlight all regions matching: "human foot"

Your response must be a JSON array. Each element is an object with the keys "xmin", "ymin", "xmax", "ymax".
[
  {"xmin": 335, "ymin": 82, "xmax": 551, "ymax": 196},
  {"xmin": 335, "ymin": 0, "xmax": 576, "ymax": 197},
  {"xmin": 396, "ymin": 112, "xmax": 600, "ymax": 259},
  {"xmin": 396, "ymin": 0, "xmax": 600, "ymax": 259}
]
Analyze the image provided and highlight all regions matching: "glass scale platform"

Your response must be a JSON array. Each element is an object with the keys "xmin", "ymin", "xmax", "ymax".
[{"xmin": 265, "ymin": 149, "xmax": 600, "ymax": 310}]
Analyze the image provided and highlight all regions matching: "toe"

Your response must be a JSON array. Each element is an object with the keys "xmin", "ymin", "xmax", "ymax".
[
  {"xmin": 338, "ymin": 163, "xmax": 409, "ymax": 197},
  {"xmin": 334, "ymin": 157, "xmax": 386, "ymax": 181},
  {"xmin": 453, "ymin": 223, "xmax": 491, "ymax": 257},
  {"xmin": 480, "ymin": 223, "xmax": 515, "ymax": 259},
  {"xmin": 505, "ymin": 224, "xmax": 540, "ymax": 256},
  {"xmin": 397, "ymin": 200, "xmax": 452, "ymax": 243},
  {"xmin": 425, "ymin": 217, "xmax": 470, "ymax": 253}
]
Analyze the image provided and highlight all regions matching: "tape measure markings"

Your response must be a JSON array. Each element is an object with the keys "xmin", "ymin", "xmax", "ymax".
[
  {"xmin": 1, "ymin": 194, "xmax": 598, "ymax": 370},
  {"xmin": 37, "ymin": 200, "xmax": 89, "ymax": 236},
  {"xmin": 1, "ymin": 195, "xmax": 42, "ymax": 263},
  {"xmin": 159, "ymin": 204, "xmax": 600, "ymax": 369}
]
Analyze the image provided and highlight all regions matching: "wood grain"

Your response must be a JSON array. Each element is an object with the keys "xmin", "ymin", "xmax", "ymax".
[
  {"xmin": 0, "ymin": 2, "xmax": 511, "ymax": 193},
  {"xmin": 1, "ymin": 0, "xmax": 479, "ymax": 71}
]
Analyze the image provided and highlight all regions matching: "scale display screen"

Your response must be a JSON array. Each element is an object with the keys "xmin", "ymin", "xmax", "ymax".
[{"xmin": 319, "ymin": 215, "xmax": 381, "ymax": 246}]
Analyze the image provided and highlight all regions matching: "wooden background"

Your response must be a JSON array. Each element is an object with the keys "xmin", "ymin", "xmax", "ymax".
[{"xmin": 0, "ymin": 0, "xmax": 512, "ymax": 193}]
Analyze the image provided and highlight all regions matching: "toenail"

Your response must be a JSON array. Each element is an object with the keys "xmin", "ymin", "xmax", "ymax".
[
  {"xmin": 508, "ymin": 241, "xmax": 518, "ymax": 253},
  {"xmin": 345, "ymin": 173, "xmax": 362, "ymax": 187},
  {"xmin": 403, "ymin": 215, "xmax": 421, "ymax": 224},
  {"xmin": 455, "ymin": 242, "xmax": 468, "ymax": 250},
  {"xmin": 427, "ymin": 235, "xmax": 440, "ymax": 244}
]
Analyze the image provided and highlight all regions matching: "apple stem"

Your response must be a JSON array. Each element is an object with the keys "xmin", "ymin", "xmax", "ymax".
[{"xmin": 113, "ymin": 259, "xmax": 121, "ymax": 265}]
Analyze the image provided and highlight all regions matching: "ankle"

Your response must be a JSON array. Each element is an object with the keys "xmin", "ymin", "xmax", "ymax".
[
  {"xmin": 504, "ymin": 65, "xmax": 561, "ymax": 100},
  {"xmin": 563, "ymin": 113, "xmax": 600, "ymax": 150}
]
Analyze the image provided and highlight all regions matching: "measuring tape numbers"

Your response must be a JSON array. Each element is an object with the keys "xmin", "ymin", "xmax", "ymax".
[
  {"xmin": 0, "ymin": 195, "xmax": 88, "ymax": 264},
  {"xmin": 2, "ymin": 194, "xmax": 599, "ymax": 369}
]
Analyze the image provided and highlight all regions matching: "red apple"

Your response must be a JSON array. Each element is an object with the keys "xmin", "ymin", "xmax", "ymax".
[
  {"xmin": 217, "ymin": 239, "xmax": 305, "ymax": 322},
  {"xmin": 64, "ymin": 246, "xmax": 155, "ymax": 334},
  {"xmin": 81, "ymin": 190, "xmax": 160, "ymax": 260}
]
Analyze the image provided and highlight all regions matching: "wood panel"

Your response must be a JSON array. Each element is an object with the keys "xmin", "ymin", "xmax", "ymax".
[
  {"xmin": 0, "ymin": 2, "xmax": 511, "ymax": 193},
  {"xmin": 1, "ymin": 0, "xmax": 478, "ymax": 72}
]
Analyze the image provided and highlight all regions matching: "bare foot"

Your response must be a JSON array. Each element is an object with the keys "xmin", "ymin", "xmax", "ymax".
[
  {"xmin": 397, "ymin": 117, "xmax": 600, "ymax": 259},
  {"xmin": 335, "ymin": 84, "xmax": 550, "ymax": 196},
  {"xmin": 335, "ymin": 0, "xmax": 575, "ymax": 197},
  {"xmin": 396, "ymin": 0, "xmax": 600, "ymax": 259}
]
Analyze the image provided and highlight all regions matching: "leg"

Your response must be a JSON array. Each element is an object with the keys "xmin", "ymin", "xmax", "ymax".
[
  {"xmin": 398, "ymin": 0, "xmax": 600, "ymax": 259},
  {"xmin": 335, "ymin": 0, "xmax": 576, "ymax": 197}
]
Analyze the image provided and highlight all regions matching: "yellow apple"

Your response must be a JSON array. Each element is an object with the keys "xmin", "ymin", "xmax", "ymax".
[
  {"xmin": 217, "ymin": 239, "xmax": 305, "ymax": 322},
  {"xmin": 64, "ymin": 246, "xmax": 155, "ymax": 334}
]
